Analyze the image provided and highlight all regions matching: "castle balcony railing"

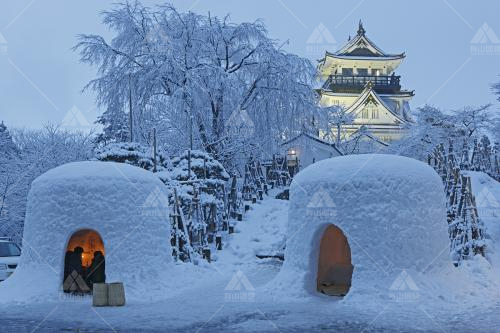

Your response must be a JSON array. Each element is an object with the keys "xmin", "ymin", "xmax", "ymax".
[{"xmin": 324, "ymin": 75, "xmax": 402, "ymax": 94}]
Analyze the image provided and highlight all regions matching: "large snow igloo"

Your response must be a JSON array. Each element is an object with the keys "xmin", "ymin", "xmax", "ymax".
[
  {"xmin": 274, "ymin": 154, "xmax": 449, "ymax": 299},
  {"xmin": 0, "ymin": 161, "xmax": 172, "ymax": 302}
]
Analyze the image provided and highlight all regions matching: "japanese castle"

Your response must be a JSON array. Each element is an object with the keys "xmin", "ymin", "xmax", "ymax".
[{"xmin": 317, "ymin": 21, "xmax": 414, "ymax": 143}]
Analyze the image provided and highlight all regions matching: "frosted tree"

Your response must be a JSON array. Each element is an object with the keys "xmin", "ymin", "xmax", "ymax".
[
  {"xmin": 390, "ymin": 105, "xmax": 455, "ymax": 160},
  {"xmin": 452, "ymin": 104, "xmax": 492, "ymax": 141},
  {"xmin": 73, "ymin": 1, "xmax": 317, "ymax": 169},
  {"xmin": 0, "ymin": 121, "xmax": 17, "ymax": 159},
  {"xmin": 317, "ymin": 104, "xmax": 354, "ymax": 147},
  {"xmin": 1, "ymin": 124, "xmax": 95, "ymax": 243},
  {"xmin": 0, "ymin": 121, "xmax": 21, "ymax": 241}
]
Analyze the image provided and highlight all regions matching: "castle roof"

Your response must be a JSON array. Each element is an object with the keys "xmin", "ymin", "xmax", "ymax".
[
  {"xmin": 324, "ymin": 20, "xmax": 405, "ymax": 61},
  {"xmin": 346, "ymin": 81, "xmax": 408, "ymax": 124}
]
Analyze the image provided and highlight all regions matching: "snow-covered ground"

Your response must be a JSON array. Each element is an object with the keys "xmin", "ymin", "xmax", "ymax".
[
  {"xmin": 469, "ymin": 172, "xmax": 500, "ymax": 274},
  {"xmin": 1, "ymin": 184, "xmax": 500, "ymax": 332}
]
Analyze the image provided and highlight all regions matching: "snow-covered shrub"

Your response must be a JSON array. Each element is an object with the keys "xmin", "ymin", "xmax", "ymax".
[
  {"xmin": 163, "ymin": 150, "xmax": 230, "ymax": 259},
  {"xmin": 95, "ymin": 142, "xmax": 170, "ymax": 172}
]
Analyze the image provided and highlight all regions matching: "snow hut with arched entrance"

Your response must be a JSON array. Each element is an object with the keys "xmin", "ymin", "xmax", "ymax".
[
  {"xmin": 272, "ymin": 154, "xmax": 450, "ymax": 300},
  {"xmin": 0, "ymin": 161, "xmax": 172, "ymax": 302}
]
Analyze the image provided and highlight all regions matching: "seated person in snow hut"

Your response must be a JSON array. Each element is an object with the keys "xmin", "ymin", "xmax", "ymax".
[
  {"xmin": 64, "ymin": 246, "xmax": 88, "ymax": 293},
  {"xmin": 63, "ymin": 250, "xmax": 73, "ymax": 283},
  {"xmin": 87, "ymin": 251, "xmax": 106, "ymax": 288},
  {"xmin": 67, "ymin": 247, "xmax": 84, "ymax": 277}
]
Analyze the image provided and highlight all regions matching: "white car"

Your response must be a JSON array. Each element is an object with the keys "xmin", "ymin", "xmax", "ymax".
[{"xmin": 0, "ymin": 238, "xmax": 21, "ymax": 282}]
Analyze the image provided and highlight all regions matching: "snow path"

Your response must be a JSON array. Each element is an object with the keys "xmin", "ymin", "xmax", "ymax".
[{"xmin": 1, "ymin": 188, "xmax": 500, "ymax": 332}]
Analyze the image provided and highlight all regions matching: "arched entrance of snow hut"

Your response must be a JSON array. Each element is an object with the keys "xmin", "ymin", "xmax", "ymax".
[
  {"xmin": 317, "ymin": 225, "xmax": 353, "ymax": 296},
  {"xmin": 63, "ymin": 229, "xmax": 105, "ymax": 293}
]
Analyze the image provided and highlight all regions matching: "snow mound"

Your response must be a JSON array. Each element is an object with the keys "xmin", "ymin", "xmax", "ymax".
[
  {"xmin": 468, "ymin": 172, "xmax": 500, "ymax": 272},
  {"xmin": 0, "ymin": 161, "xmax": 172, "ymax": 303},
  {"xmin": 270, "ymin": 154, "xmax": 452, "ymax": 302}
]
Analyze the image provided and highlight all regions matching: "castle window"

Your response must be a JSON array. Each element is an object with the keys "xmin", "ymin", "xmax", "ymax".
[
  {"xmin": 361, "ymin": 109, "xmax": 369, "ymax": 119},
  {"xmin": 357, "ymin": 68, "xmax": 368, "ymax": 76},
  {"xmin": 342, "ymin": 68, "xmax": 353, "ymax": 76},
  {"xmin": 371, "ymin": 109, "xmax": 379, "ymax": 119}
]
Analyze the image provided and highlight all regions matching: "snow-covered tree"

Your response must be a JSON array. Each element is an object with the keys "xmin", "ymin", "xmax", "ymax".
[
  {"xmin": 0, "ymin": 121, "xmax": 18, "ymax": 159},
  {"xmin": 391, "ymin": 105, "xmax": 456, "ymax": 160},
  {"xmin": 74, "ymin": 1, "xmax": 317, "ymax": 168},
  {"xmin": 452, "ymin": 104, "xmax": 492, "ymax": 140},
  {"xmin": 317, "ymin": 104, "xmax": 354, "ymax": 147},
  {"xmin": 1, "ymin": 124, "xmax": 95, "ymax": 244}
]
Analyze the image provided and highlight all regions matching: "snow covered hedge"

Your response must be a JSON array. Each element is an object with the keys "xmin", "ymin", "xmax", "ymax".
[{"xmin": 95, "ymin": 142, "xmax": 170, "ymax": 172}]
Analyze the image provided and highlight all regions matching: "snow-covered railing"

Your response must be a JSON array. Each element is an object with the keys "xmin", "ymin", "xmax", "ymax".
[{"xmin": 428, "ymin": 142, "xmax": 486, "ymax": 265}]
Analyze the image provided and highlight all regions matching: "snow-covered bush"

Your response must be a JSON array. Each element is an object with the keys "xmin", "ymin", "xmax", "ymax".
[
  {"xmin": 167, "ymin": 150, "xmax": 229, "ymax": 213},
  {"xmin": 95, "ymin": 142, "xmax": 170, "ymax": 172},
  {"xmin": 163, "ymin": 150, "xmax": 230, "ymax": 259}
]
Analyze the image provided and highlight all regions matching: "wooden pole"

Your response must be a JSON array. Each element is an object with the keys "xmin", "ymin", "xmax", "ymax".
[
  {"xmin": 188, "ymin": 149, "xmax": 191, "ymax": 180},
  {"xmin": 128, "ymin": 74, "xmax": 133, "ymax": 143},
  {"xmin": 153, "ymin": 128, "xmax": 157, "ymax": 173}
]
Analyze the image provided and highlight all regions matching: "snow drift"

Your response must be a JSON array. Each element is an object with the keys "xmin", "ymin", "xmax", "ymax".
[{"xmin": 0, "ymin": 161, "xmax": 172, "ymax": 303}]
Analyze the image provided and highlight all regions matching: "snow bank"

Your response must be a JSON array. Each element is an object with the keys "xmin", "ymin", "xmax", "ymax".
[
  {"xmin": 468, "ymin": 172, "xmax": 500, "ymax": 272},
  {"xmin": 270, "ymin": 154, "xmax": 453, "ymax": 302},
  {"xmin": 0, "ymin": 161, "xmax": 172, "ymax": 303}
]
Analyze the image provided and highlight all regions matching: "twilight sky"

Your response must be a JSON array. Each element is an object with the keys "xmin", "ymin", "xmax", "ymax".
[{"xmin": 1, "ymin": 0, "xmax": 499, "ymax": 129}]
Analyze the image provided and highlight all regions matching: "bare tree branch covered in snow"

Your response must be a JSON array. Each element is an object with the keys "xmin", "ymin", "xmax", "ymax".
[{"xmin": 316, "ymin": 104, "xmax": 355, "ymax": 147}]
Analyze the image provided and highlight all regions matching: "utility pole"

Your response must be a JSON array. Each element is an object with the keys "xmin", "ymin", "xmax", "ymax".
[{"xmin": 129, "ymin": 74, "xmax": 133, "ymax": 143}]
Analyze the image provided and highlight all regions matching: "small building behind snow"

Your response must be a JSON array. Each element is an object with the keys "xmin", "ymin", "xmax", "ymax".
[
  {"xmin": 0, "ymin": 161, "xmax": 172, "ymax": 303},
  {"xmin": 280, "ymin": 132, "xmax": 343, "ymax": 175}
]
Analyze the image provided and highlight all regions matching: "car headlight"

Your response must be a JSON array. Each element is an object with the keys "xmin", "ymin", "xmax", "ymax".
[{"xmin": 0, "ymin": 264, "xmax": 7, "ymax": 271}]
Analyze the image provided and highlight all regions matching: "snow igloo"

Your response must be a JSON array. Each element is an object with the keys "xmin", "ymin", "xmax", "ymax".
[
  {"xmin": 273, "ymin": 154, "xmax": 449, "ymax": 299},
  {"xmin": 0, "ymin": 161, "xmax": 172, "ymax": 302}
]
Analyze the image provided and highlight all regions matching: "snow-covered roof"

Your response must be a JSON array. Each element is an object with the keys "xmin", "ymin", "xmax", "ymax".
[
  {"xmin": 0, "ymin": 161, "xmax": 173, "ymax": 303},
  {"xmin": 280, "ymin": 132, "xmax": 344, "ymax": 156},
  {"xmin": 326, "ymin": 21, "xmax": 405, "ymax": 60},
  {"xmin": 346, "ymin": 130, "xmax": 389, "ymax": 147},
  {"xmin": 270, "ymin": 154, "xmax": 450, "ymax": 300},
  {"xmin": 347, "ymin": 82, "xmax": 408, "ymax": 124}
]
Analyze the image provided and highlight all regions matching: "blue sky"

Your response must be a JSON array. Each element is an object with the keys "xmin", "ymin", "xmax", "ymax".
[{"xmin": 1, "ymin": 0, "xmax": 499, "ymax": 128}]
